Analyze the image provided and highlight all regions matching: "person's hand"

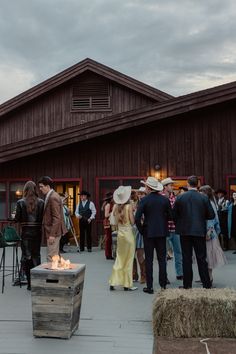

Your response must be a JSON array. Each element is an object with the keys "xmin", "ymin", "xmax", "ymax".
[
  {"xmin": 88, "ymin": 218, "xmax": 92, "ymax": 224},
  {"xmin": 48, "ymin": 236, "xmax": 56, "ymax": 245}
]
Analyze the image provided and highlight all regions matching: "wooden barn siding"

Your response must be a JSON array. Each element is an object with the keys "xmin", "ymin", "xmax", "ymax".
[
  {"xmin": 0, "ymin": 102, "xmax": 235, "ymax": 192},
  {"xmin": 0, "ymin": 81, "xmax": 155, "ymax": 147}
]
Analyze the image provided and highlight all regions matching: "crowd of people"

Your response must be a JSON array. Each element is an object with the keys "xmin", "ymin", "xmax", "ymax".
[
  {"xmin": 106, "ymin": 175, "xmax": 235, "ymax": 293},
  {"xmin": 12, "ymin": 175, "xmax": 236, "ymax": 293}
]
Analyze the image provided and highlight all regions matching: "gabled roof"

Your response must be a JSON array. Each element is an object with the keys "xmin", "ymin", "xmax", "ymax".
[
  {"xmin": 1, "ymin": 78, "xmax": 236, "ymax": 163},
  {"xmin": 0, "ymin": 58, "xmax": 173, "ymax": 117}
]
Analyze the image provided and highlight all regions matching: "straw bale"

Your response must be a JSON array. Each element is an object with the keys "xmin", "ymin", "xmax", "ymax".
[{"xmin": 152, "ymin": 288, "xmax": 236, "ymax": 338}]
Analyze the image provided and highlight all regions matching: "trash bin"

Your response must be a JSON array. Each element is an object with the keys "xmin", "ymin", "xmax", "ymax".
[{"xmin": 31, "ymin": 263, "xmax": 85, "ymax": 339}]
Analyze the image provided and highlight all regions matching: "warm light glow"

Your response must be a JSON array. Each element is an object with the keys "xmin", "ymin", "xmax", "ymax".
[
  {"xmin": 15, "ymin": 189, "xmax": 22, "ymax": 196},
  {"xmin": 51, "ymin": 255, "xmax": 71, "ymax": 270}
]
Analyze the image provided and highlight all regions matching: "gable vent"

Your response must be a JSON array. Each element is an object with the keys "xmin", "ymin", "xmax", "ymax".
[{"xmin": 72, "ymin": 79, "xmax": 111, "ymax": 110}]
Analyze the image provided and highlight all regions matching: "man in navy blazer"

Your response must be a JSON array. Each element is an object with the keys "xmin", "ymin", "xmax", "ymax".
[
  {"xmin": 173, "ymin": 175, "xmax": 215, "ymax": 289},
  {"xmin": 135, "ymin": 177, "xmax": 172, "ymax": 293}
]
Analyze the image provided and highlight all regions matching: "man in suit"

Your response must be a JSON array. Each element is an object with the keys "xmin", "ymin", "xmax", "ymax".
[
  {"xmin": 75, "ymin": 191, "xmax": 96, "ymax": 252},
  {"xmin": 38, "ymin": 176, "xmax": 67, "ymax": 262},
  {"xmin": 135, "ymin": 177, "xmax": 172, "ymax": 293},
  {"xmin": 173, "ymin": 175, "xmax": 215, "ymax": 289}
]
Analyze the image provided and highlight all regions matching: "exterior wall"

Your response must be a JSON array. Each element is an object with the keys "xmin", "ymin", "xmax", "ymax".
[
  {"xmin": 1, "ymin": 101, "xmax": 236, "ymax": 243},
  {"xmin": 0, "ymin": 74, "xmax": 156, "ymax": 146},
  {"xmin": 1, "ymin": 101, "xmax": 235, "ymax": 189}
]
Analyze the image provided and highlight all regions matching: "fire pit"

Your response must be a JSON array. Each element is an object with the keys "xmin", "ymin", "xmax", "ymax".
[{"xmin": 31, "ymin": 260, "xmax": 86, "ymax": 339}]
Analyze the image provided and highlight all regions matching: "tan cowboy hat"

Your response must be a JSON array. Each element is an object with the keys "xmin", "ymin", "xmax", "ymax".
[
  {"xmin": 161, "ymin": 177, "xmax": 175, "ymax": 186},
  {"xmin": 113, "ymin": 186, "xmax": 132, "ymax": 204},
  {"xmin": 141, "ymin": 177, "xmax": 163, "ymax": 192}
]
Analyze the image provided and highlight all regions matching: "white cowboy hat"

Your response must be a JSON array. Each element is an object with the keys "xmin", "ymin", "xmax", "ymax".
[
  {"xmin": 140, "ymin": 177, "xmax": 163, "ymax": 192},
  {"xmin": 113, "ymin": 186, "xmax": 132, "ymax": 204},
  {"xmin": 161, "ymin": 177, "xmax": 176, "ymax": 186},
  {"xmin": 138, "ymin": 186, "xmax": 146, "ymax": 193}
]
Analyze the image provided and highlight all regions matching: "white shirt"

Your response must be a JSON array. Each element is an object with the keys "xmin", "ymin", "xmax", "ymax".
[{"xmin": 75, "ymin": 200, "xmax": 96, "ymax": 220}]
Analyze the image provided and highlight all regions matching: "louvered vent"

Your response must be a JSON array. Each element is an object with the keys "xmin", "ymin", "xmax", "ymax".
[{"xmin": 72, "ymin": 80, "xmax": 111, "ymax": 110}]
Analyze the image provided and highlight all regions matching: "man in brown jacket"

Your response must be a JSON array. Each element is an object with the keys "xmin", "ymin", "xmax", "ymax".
[{"xmin": 38, "ymin": 176, "xmax": 67, "ymax": 262}]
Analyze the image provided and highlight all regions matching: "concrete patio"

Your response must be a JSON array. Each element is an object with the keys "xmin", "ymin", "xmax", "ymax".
[{"xmin": 0, "ymin": 246, "xmax": 236, "ymax": 354}]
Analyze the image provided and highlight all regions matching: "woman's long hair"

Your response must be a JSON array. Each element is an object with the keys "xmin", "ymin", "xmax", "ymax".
[
  {"xmin": 114, "ymin": 202, "xmax": 129, "ymax": 224},
  {"xmin": 23, "ymin": 181, "xmax": 38, "ymax": 213},
  {"xmin": 199, "ymin": 185, "xmax": 217, "ymax": 207}
]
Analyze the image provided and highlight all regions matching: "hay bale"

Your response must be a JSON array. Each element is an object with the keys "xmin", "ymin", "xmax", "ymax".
[{"xmin": 153, "ymin": 288, "xmax": 236, "ymax": 338}]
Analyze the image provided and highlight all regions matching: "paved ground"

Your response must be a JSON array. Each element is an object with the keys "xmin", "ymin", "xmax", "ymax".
[{"xmin": 0, "ymin": 246, "xmax": 236, "ymax": 354}]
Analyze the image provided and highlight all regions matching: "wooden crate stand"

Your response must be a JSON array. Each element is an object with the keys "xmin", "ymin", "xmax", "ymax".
[{"xmin": 31, "ymin": 263, "xmax": 85, "ymax": 339}]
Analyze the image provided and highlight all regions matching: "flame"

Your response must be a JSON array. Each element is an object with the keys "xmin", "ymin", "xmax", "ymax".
[{"xmin": 51, "ymin": 255, "xmax": 71, "ymax": 270}]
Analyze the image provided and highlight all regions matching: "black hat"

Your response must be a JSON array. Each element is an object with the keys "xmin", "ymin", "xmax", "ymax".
[
  {"xmin": 215, "ymin": 189, "xmax": 227, "ymax": 195},
  {"xmin": 78, "ymin": 190, "xmax": 91, "ymax": 197},
  {"xmin": 103, "ymin": 192, "xmax": 113, "ymax": 201}
]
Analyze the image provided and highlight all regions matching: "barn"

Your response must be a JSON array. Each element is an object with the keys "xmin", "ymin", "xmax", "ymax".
[{"xmin": 0, "ymin": 58, "xmax": 235, "ymax": 244}]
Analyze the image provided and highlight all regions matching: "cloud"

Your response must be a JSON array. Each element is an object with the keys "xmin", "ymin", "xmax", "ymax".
[{"xmin": 1, "ymin": 0, "xmax": 236, "ymax": 103}]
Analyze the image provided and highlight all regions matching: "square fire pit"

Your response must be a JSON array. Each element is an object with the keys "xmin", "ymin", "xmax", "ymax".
[{"xmin": 31, "ymin": 262, "xmax": 86, "ymax": 339}]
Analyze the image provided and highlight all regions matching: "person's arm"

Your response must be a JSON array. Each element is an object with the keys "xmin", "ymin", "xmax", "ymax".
[
  {"xmin": 88, "ymin": 201, "xmax": 96, "ymax": 223},
  {"xmin": 14, "ymin": 201, "xmax": 22, "ymax": 222},
  {"xmin": 135, "ymin": 199, "xmax": 145, "ymax": 234},
  {"xmin": 104, "ymin": 203, "xmax": 111, "ymax": 218},
  {"xmin": 75, "ymin": 203, "xmax": 81, "ymax": 218}
]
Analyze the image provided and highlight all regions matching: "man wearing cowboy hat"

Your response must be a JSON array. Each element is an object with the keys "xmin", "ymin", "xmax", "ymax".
[
  {"xmin": 161, "ymin": 177, "xmax": 183, "ymax": 281},
  {"xmin": 75, "ymin": 190, "xmax": 96, "ymax": 252},
  {"xmin": 135, "ymin": 177, "xmax": 172, "ymax": 293}
]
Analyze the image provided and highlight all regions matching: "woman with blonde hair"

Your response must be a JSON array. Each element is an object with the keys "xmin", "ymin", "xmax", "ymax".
[
  {"xmin": 199, "ymin": 185, "xmax": 227, "ymax": 285},
  {"xmin": 15, "ymin": 181, "xmax": 44, "ymax": 290},
  {"xmin": 109, "ymin": 186, "xmax": 137, "ymax": 291}
]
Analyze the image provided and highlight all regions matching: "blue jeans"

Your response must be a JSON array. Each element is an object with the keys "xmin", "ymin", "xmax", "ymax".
[{"xmin": 168, "ymin": 232, "xmax": 183, "ymax": 277}]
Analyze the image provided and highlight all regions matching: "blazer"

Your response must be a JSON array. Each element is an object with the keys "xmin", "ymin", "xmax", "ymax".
[
  {"xmin": 135, "ymin": 192, "xmax": 172, "ymax": 238},
  {"xmin": 42, "ymin": 190, "xmax": 67, "ymax": 239},
  {"xmin": 173, "ymin": 190, "xmax": 215, "ymax": 237}
]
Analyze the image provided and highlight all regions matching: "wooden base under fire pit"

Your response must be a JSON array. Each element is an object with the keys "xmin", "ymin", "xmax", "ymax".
[{"xmin": 31, "ymin": 263, "xmax": 86, "ymax": 339}]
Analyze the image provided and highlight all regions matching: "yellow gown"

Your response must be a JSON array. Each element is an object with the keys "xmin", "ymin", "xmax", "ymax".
[{"xmin": 109, "ymin": 204, "xmax": 135, "ymax": 288}]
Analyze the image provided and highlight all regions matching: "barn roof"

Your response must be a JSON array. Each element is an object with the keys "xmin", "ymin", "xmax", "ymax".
[
  {"xmin": 1, "ymin": 78, "xmax": 236, "ymax": 163},
  {"xmin": 0, "ymin": 58, "xmax": 172, "ymax": 117}
]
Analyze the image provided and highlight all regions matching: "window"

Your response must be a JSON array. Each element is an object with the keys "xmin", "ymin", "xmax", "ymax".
[
  {"xmin": 227, "ymin": 176, "xmax": 236, "ymax": 197},
  {"xmin": 71, "ymin": 76, "xmax": 111, "ymax": 111},
  {"xmin": 0, "ymin": 180, "xmax": 29, "ymax": 220},
  {"xmin": 95, "ymin": 176, "xmax": 145, "ymax": 221},
  {"xmin": 170, "ymin": 176, "xmax": 204, "ymax": 195},
  {"xmin": 9, "ymin": 182, "xmax": 25, "ymax": 217}
]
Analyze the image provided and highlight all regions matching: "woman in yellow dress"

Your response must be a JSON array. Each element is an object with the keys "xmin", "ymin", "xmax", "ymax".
[{"xmin": 109, "ymin": 186, "xmax": 137, "ymax": 291}]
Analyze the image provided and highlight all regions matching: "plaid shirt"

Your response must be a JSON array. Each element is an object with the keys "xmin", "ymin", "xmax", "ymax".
[{"xmin": 161, "ymin": 191, "xmax": 176, "ymax": 233}]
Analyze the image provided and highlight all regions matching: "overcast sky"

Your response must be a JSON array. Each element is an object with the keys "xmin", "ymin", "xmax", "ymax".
[{"xmin": 1, "ymin": 0, "xmax": 236, "ymax": 103}]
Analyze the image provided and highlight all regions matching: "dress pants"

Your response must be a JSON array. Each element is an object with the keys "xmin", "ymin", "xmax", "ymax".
[
  {"xmin": 180, "ymin": 235, "xmax": 211, "ymax": 289},
  {"xmin": 143, "ymin": 236, "xmax": 167, "ymax": 289},
  {"xmin": 79, "ymin": 219, "xmax": 92, "ymax": 251},
  {"xmin": 47, "ymin": 236, "xmax": 61, "ymax": 262}
]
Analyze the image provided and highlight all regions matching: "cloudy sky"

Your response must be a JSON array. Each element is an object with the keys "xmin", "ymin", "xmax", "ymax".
[{"xmin": 1, "ymin": 0, "xmax": 236, "ymax": 103}]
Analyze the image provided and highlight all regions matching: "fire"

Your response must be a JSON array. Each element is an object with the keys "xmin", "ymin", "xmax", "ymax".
[{"xmin": 51, "ymin": 255, "xmax": 71, "ymax": 270}]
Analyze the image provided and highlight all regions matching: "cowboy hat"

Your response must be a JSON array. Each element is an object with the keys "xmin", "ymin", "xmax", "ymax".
[
  {"xmin": 78, "ymin": 190, "xmax": 91, "ymax": 197},
  {"xmin": 140, "ymin": 177, "xmax": 163, "ymax": 192},
  {"xmin": 113, "ymin": 186, "xmax": 131, "ymax": 204},
  {"xmin": 103, "ymin": 191, "xmax": 113, "ymax": 201},
  {"xmin": 161, "ymin": 177, "xmax": 175, "ymax": 186},
  {"xmin": 137, "ymin": 186, "xmax": 146, "ymax": 193}
]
